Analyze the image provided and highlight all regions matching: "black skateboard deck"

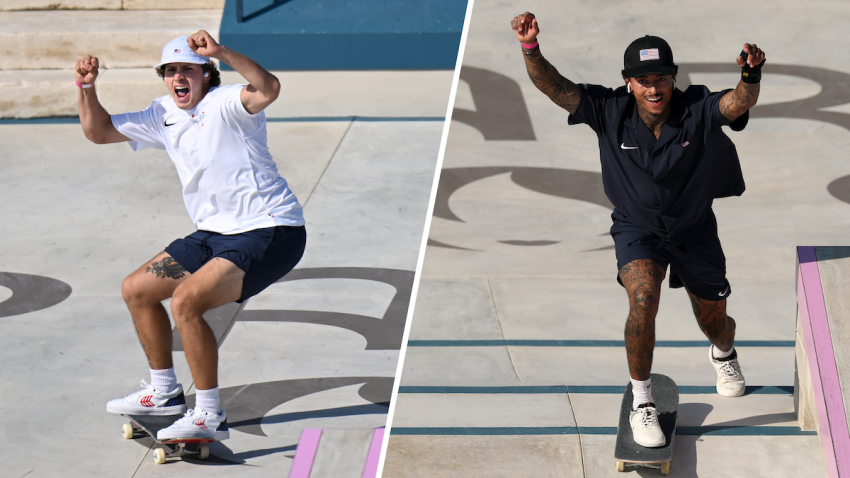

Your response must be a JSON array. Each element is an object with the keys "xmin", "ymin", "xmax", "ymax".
[
  {"xmin": 614, "ymin": 373, "xmax": 679, "ymax": 475},
  {"xmin": 121, "ymin": 414, "xmax": 215, "ymax": 464}
]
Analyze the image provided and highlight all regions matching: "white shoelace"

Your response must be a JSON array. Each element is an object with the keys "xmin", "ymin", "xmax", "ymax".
[
  {"xmin": 125, "ymin": 379, "xmax": 155, "ymax": 398},
  {"xmin": 638, "ymin": 407, "xmax": 659, "ymax": 427},
  {"xmin": 174, "ymin": 408, "xmax": 214, "ymax": 425},
  {"xmin": 717, "ymin": 360, "xmax": 741, "ymax": 379}
]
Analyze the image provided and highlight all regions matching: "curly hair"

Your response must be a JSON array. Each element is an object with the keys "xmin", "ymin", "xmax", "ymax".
[{"xmin": 155, "ymin": 61, "xmax": 221, "ymax": 87}]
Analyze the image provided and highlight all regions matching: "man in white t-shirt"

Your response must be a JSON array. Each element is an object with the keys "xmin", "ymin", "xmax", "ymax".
[{"xmin": 75, "ymin": 31, "xmax": 306, "ymax": 441}]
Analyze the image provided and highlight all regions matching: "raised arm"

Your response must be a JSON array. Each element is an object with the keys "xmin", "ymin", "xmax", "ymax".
[
  {"xmin": 75, "ymin": 55, "xmax": 130, "ymax": 144},
  {"xmin": 718, "ymin": 43, "xmax": 766, "ymax": 124},
  {"xmin": 187, "ymin": 30, "xmax": 280, "ymax": 115},
  {"xmin": 511, "ymin": 12, "xmax": 581, "ymax": 115}
]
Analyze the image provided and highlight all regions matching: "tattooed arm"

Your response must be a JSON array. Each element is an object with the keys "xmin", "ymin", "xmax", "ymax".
[
  {"xmin": 511, "ymin": 12, "xmax": 581, "ymax": 115},
  {"xmin": 718, "ymin": 43, "xmax": 765, "ymax": 123}
]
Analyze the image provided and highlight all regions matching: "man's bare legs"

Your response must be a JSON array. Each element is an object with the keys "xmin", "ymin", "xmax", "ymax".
[
  {"xmin": 122, "ymin": 252, "xmax": 189, "ymax": 370},
  {"xmin": 121, "ymin": 252, "xmax": 244, "ymax": 390},
  {"xmin": 619, "ymin": 259, "xmax": 666, "ymax": 381},
  {"xmin": 170, "ymin": 257, "xmax": 244, "ymax": 390},
  {"xmin": 686, "ymin": 290, "xmax": 736, "ymax": 353},
  {"xmin": 619, "ymin": 258, "xmax": 667, "ymax": 447}
]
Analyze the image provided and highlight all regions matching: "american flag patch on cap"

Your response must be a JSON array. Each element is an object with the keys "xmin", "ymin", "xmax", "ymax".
[
  {"xmin": 174, "ymin": 48, "xmax": 182, "ymax": 53},
  {"xmin": 640, "ymin": 48, "xmax": 660, "ymax": 61}
]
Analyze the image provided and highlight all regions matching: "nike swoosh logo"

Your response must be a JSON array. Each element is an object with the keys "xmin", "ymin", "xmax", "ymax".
[
  {"xmin": 719, "ymin": 285, "xmax": 730, "ymax": 297},
  {"xmin": 164, "ymin": 121, "xmax": 176, "ymax": 127},
  {"xmin": 621, "ymin": 143, "xmax": 638, "ymax": 150}
]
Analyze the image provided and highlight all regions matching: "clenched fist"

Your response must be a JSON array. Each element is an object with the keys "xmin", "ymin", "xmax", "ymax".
[
  {"xmin": 511, "ymin": 12, "xmax": 539, "ymax": 44},
  {"xmin": 75, "ymin": 55, "xmax": 99, "ymax": 86}
]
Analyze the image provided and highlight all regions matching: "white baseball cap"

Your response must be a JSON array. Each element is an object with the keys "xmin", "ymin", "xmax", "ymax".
[{"xmin": 154, "ymin": 36, "xmax": 210, "ymax": 68}]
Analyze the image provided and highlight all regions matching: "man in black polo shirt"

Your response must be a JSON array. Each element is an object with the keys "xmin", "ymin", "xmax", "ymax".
[{"xmin": 511, "ymin": 12, "xmax": 765, "ymax": 447}]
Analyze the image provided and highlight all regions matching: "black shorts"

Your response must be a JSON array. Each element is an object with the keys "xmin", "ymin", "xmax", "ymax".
[
  {"xmin": 611, "ymin": 211, "xmax": 730, "ymax": 301},
  {"xmin": 164, "ymin": 225, "xmax": 306, "ymax": 303}
]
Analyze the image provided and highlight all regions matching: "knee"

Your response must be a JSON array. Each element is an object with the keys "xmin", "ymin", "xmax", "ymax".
[
  {"xmin": 170, "ymin": 286, "xmax": 202, "ymax": 324},
  {"xmin": 122, "ymin": 273, "xmax": 149, "ymax": 306},
  {"xmin": 629, "ymin": 284, "xmax": 660, "ymax": 320}
]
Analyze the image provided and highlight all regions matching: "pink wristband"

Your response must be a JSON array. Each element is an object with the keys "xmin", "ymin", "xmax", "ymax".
[
  {"xmin": 521, "ymin": 41, "xmax": 539, "ymax": 49},
  {"xmin": 75, "ymin": 80, "xmax": 93, "ymax": 89}
]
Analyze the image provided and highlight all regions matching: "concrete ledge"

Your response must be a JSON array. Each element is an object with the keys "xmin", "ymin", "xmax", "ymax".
[
  {"xmin": 0, "ymin": 69, "xmax": 452, "ymax": 118},
  {"xmin": 0, "ymin": 0, "xmax": 121, "ymax": 10},
  {"xmin": 795, "ymin": 246, "xmax": 850, "ymax": 478},
  {"xmin": 0, "ymin": 10, "xmax": 221, "ymax": 69},
  {"xmin": 1, "ymin": 0, "xmax": 222, "ymax": 10},
  {"xmin": 124, "ymin": 0, "xmax": 224, "ymax": 9}
]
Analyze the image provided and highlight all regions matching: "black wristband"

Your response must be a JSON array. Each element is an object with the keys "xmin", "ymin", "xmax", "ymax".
[{"xmin": 740, "ymin": 50, "xmax": 765, "ymax": 84}]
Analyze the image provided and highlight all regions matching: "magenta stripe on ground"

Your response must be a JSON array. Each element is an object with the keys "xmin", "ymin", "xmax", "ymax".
[
  {"xmin": 289, "ymin": 428, "xmax": 323, "ymax": 478},
  {"xmin": 798, "ymin": 246, "xmax": 850, "ymax": 478},
  {"xmin": 361, "ymin": 428, "xmax": 385, "ymax": 478}
]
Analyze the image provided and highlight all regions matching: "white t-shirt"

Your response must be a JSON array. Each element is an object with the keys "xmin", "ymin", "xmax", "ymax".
[{"xmin": 111, "ymin": 85, "xmax": 304, "ymax": 234}]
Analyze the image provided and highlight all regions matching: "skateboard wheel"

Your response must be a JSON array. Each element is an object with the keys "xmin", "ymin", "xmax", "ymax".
[
  {"xmin": 661, "ymin": 461, "xmax": 670, "ymax": 475},
  {"xmin": 122, "ymin": 423, "xmax": 134, "ymax": 440},
  {"xmin": 199, "ymin": 443, "xmax": 210, "ymax": 460},
  {"xmin": 154, "ymin": 448, "xmax": 166, "ymax": 465},
  {"xmin": 616, "ymin": 460, "xmax": 625, "ymax": 472}
]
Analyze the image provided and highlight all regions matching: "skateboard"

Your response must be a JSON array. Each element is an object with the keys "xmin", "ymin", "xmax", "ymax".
[
  {"xmin": 614, "ymin": 373, "xmax": 679, "ymax": 475},
  {"xmin": 121, "ymin": 414, "xmax": 215, "ymax": 464}
]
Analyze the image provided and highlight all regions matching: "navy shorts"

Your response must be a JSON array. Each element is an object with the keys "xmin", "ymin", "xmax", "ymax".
[
  {"xmin": 611, "ymin": 211, "xmax": 730, "ymax": 301},
  {"xmin": 164, "ymin": 226, "xmax": 306, "ymax": 303}
]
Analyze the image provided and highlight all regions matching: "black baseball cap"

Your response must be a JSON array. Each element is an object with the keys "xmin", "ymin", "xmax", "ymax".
[{"xmin": 622, "ymin": 35, "xmax": 678, "ymax": 78}]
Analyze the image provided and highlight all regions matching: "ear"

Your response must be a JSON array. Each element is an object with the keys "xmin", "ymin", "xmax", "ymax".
[{"xmin": 202, "ymin": 70, "xmax": 211, "ymax": 83}]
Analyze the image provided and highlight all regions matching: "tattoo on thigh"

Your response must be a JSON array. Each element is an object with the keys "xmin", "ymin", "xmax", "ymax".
[{"xmin": 145, "ymin": 257, "xmax": 187, "ymax": 280}]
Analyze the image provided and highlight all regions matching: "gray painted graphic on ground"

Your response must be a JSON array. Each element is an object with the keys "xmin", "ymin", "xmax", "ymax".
[
  {"xmin": 434, "ymin": 167, "xmax": 611, "ymax": 223},
  {"xmin": 0, "ymin": 272, "xmax": 72, "ymax": 318},
  {"xmin": 196, "ymin": 376, "xmax": 393, "ymax": 437},
  {"xmin": 679, "ymin": 63, "xmax": 850, "ymax": 132},
  {"xmin": 828, "ymin": 175, "xmax": 850, "ymax": 205},
  {"xmin": 238, "ymin": 267, "xmax": 414, "ymax": 350},
  {"xmin": 172, "ymin": 267, "xmax": 413, "ymax": 351},
  {"xmin": 453, "ymin": 66, "xmax": 536, "ymax": 141}
]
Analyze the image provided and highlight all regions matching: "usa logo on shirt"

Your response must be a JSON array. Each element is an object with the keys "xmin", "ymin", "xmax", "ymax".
[{"xmin": 640, "ymin": 49, "xmax": 660, "ymax": 61}]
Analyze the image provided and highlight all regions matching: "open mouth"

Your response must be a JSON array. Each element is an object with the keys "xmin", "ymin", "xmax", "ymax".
[
  {"xmin": 646, "ymin": 96, "xmax": 663, "ymax": 105},
  {"xmin": 175, "ymin": 86, "xmax": 189, "ymax": 99}
]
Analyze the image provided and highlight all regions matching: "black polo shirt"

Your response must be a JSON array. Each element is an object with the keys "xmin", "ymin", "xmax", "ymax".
[{"xmin": 568, "ymin": 84, "xmax": 747, "ymax": 245}]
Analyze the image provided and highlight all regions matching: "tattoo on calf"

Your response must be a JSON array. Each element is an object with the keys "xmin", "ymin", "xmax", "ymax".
[
  {"xmin": 619, "ymin": 260, "xmax": 666, "ymax": 380},
  {"xmin": 688, "ymin": 291, "xmax": 736, "ymax": 352},
  {"xmin": 145, "ymin": 257, "xmax": 187, "ymax": 280}
]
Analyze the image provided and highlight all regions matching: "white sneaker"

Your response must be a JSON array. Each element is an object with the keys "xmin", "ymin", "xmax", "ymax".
[
  {"xmin": 629, "ymin": 404, "xmax": 666, "ymax": 447},
  {"xmin": 709, "ymin": 346, "xmax": 746, "ymax": 397},
  {"xmin": 157, "ymin": 408, "xmax": 230, "ymax": 441},
  {"xmin": 106, "ymin": 380, "xmax": 187, "ymax": 416}
]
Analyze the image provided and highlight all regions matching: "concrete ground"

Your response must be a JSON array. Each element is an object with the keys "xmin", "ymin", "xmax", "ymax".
[
  {"xmin": 0, "ymin": 68, "xmax": 452, "ymax": 478},
  {"xmin": 384, "ymin": 0, "xmax": 850, "ymax": 476}
]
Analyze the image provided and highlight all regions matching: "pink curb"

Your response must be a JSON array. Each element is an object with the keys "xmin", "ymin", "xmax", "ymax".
[
  {"xmin": 797, "ymin": 246, "xmax": 850, "ymax": 478},
  {"xmin": 361, "ymin": 428, "xmax": 385, "ymax": 478},
  {"xmin": 289, "ymin": 428, "xmax": 323, "ymax": 478}
]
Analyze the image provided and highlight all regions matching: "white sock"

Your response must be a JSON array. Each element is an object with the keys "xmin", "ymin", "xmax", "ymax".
[
  {"xmin": 150, "ymin": 367, "xmax": 177, "ymax": 393},
  {"xmin": 195, "ymin": 387, "xmax": 220, "ymax": 414},
  {"xmin": 712, "ymin": 344, "xmax": 734, "ymax": 359},
  {"xmin": 631, "ymin": 378, "xmax": 654, "ymax": 410}
]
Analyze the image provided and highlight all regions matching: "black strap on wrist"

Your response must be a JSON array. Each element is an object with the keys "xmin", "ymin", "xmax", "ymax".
[{"xmin": 740, "ymin": 50, "xmax": 765, "ymax": 84}]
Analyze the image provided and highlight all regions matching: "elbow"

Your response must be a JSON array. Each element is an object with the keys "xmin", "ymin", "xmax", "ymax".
[
  {"xmin": 83, "ymin": 129, "xmax": 109, "ymax": 144},
  {"xmin": 266, "ymin": 76, "xmax": 281, "ymax": 102}
]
